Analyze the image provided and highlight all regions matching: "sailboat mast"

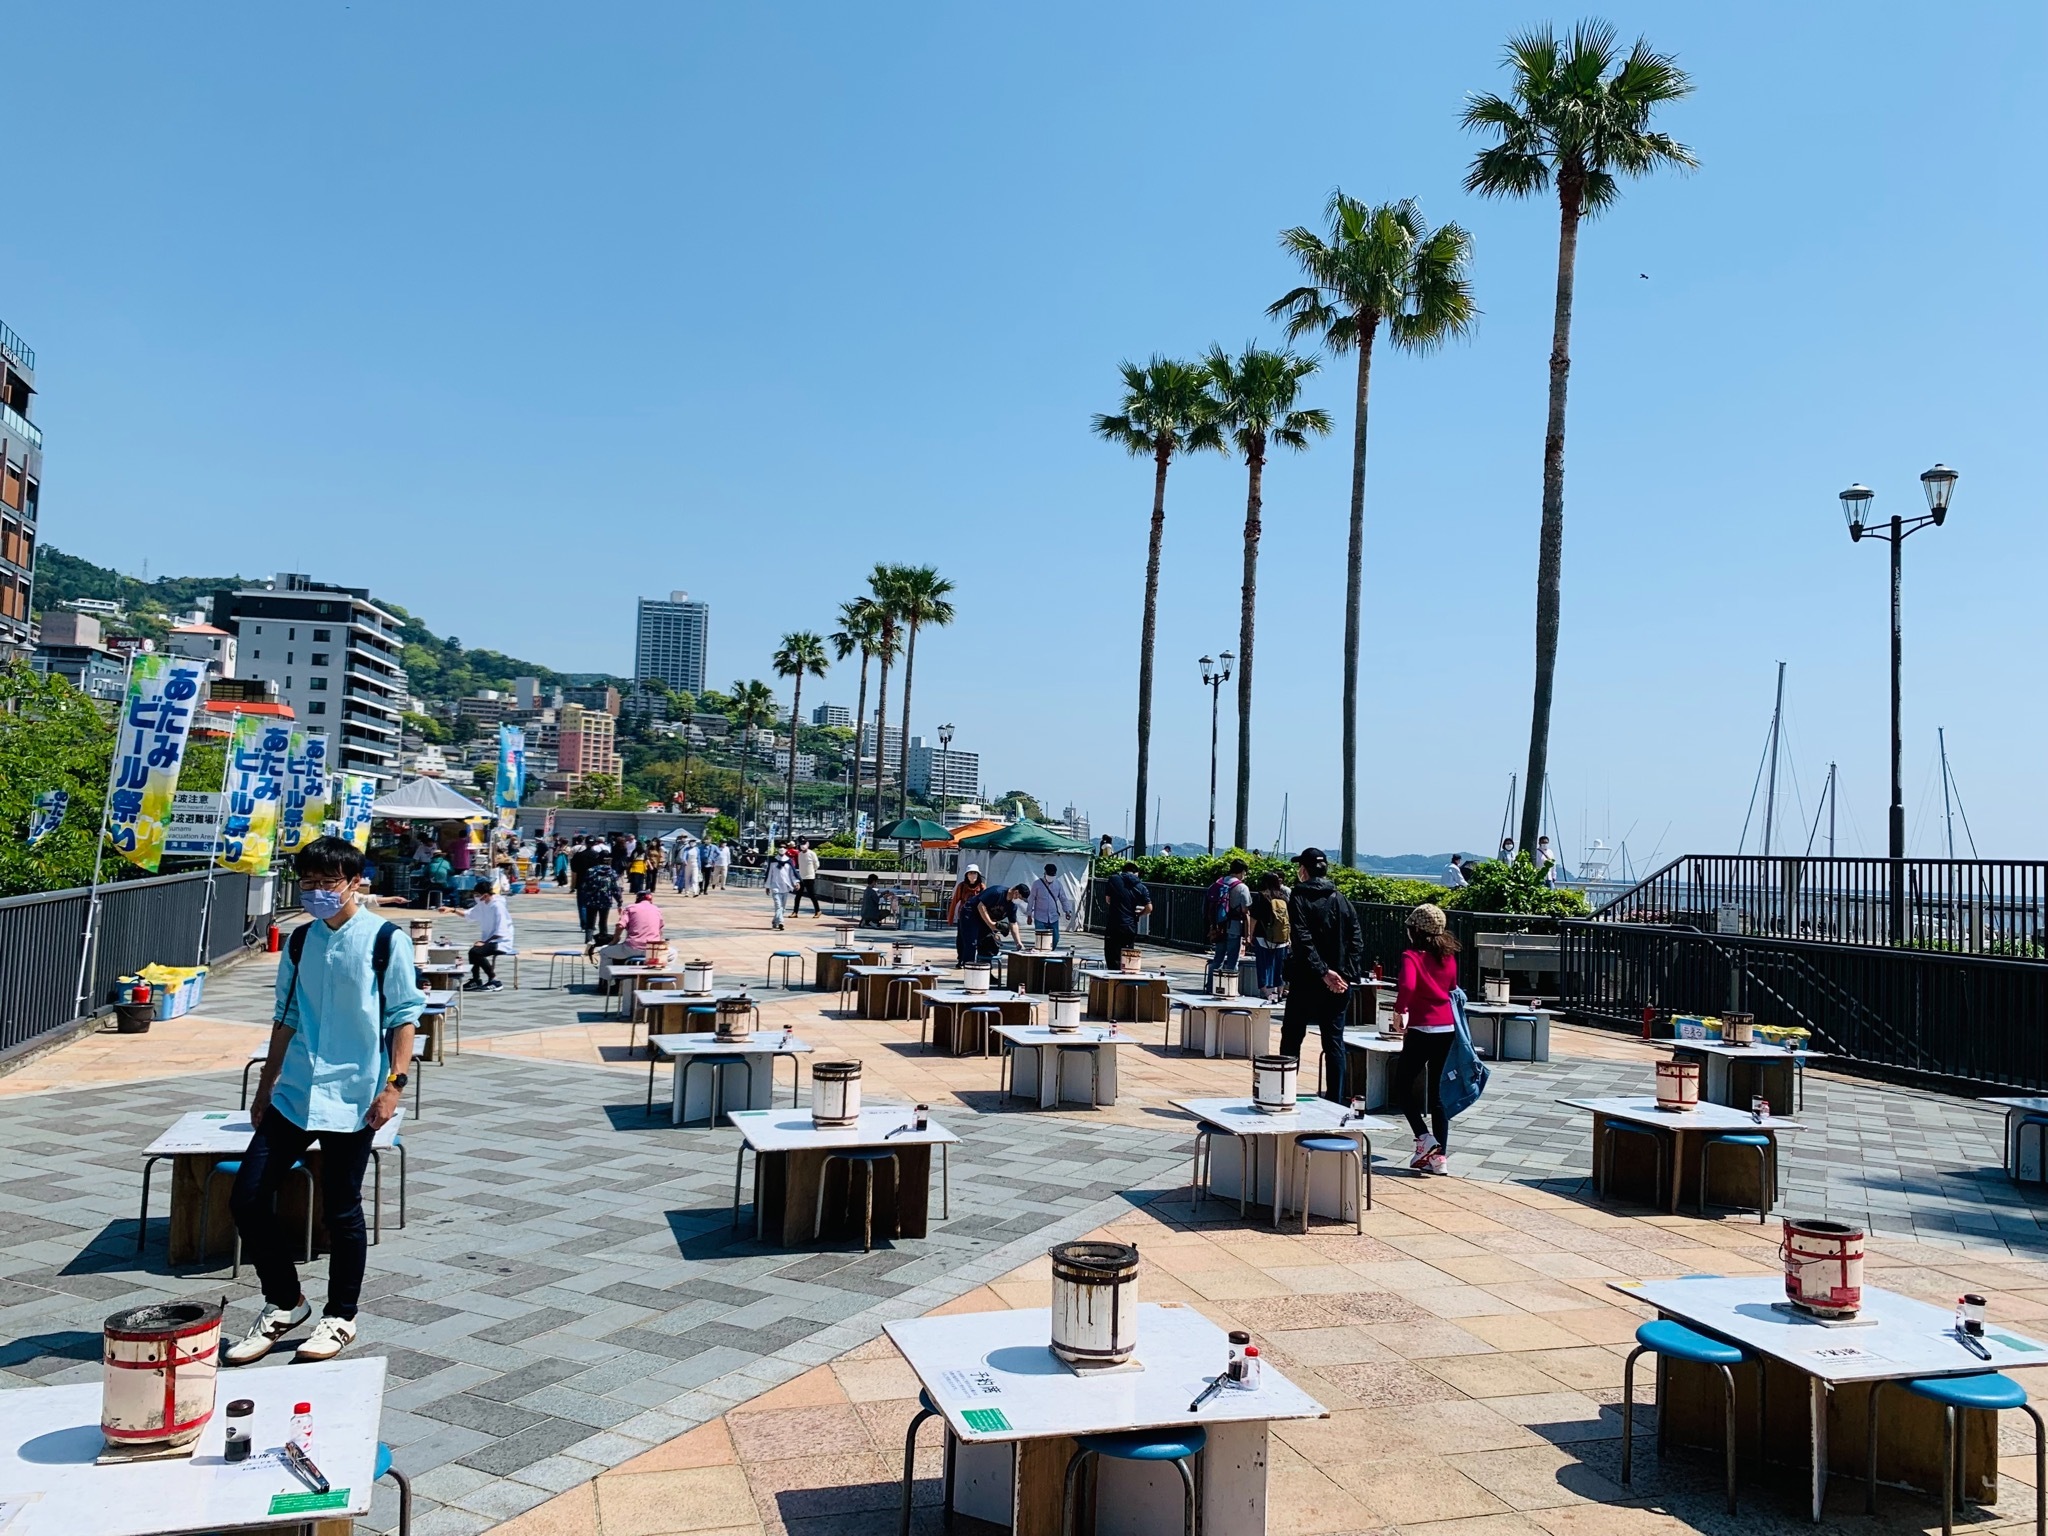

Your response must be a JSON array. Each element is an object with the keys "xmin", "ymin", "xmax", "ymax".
[
  {"xmin": 1939, "ymin": 727, "xmax": 1955, "ymax": 859},
  {"xmin": 1761, "ymin": 661, "xmax": 1786, "ymax": 857}
]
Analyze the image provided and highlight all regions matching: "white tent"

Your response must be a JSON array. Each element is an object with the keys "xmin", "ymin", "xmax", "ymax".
[
  {"xmin": 369, "ymin": 776, "xmax": 491, "ymax": 820},
  {"xmin": 953, "ymin": 824, "xmax": 1094, "ymax": 921}
]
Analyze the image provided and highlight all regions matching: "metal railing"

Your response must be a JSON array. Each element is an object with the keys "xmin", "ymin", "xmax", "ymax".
[
  {"xmin": 0, "ymin": 319, "xmax": 35, "ymax": 372},
  {"xmin": 1, "ymin": 401, "xmax": 41, "ymax": 449},
  {"xmin": 0, "ymin": 870, "xmax": 262, "ymax": 1052},
  {"xmin": 1591, "ymin": 854, "xmax": 2048, "ymax": 957},
  {"xmin": 1560, "ymin": 918, "xmax": 2048, "ymax": 1092}
]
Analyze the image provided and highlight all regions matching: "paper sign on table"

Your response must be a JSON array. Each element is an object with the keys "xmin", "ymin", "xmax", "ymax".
[{"xmin": 940, "ymin": 1368, "xmax": 1004, "ymax": 1399}]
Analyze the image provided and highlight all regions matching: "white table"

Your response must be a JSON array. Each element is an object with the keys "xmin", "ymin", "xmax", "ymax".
[
  {"xmin": 1339, "ymin": 1030, "xmax": 1404, "ymax": 1112},
  {"xmin": 730, "ymin": 1107, "xmax": 957, "ymax": 1244},
  {"xmin": 0, "ymin": 1356, "xmax": 387, "ymax": 1534},
  {"xmin": 994, "ymin": 1025, "xmax": 1138, "ymax": 1108},
  {"xmin": 1343, "ymin": 976, "xmax": 1396, "ymax": 1031},
  {"xmin": 1078, "ymin": 969, "xmax": 1173, "ymax": 1025},
  {"xmin": 846, "ymin": 963, "xmax": 956, "ymax": 1019},
  {"xmin": 631, "ymin": 987, "xmax": 752, "ymax": 1048},
  {"xmin": 886, "ymin": 1303, "xmax": 1324, "ymax": 1536},
  {"xmin": 1984, "ymin": 1096, "xmax": 2048, "ymax": 1182},
  {"xmin": 1613, "ymin": 1274, "xmax": 2048, "ymax": 1521},
  {"xmin": 1670, "ymin": 1039, "xmax": 1818, "ymax": 1114},
  {"xmin": 918, "ymin": 988, "xmax": 1043, "ymax": 1054},
  {"xmin": 603, "ymin": 962, "xmax": 680, "ymax": 1016},
  {"xmin": 1561, "ymin": 1095, "xmax": 1800, "ymax": 1214},
  {"xmin": 1171, "ymin": 1096, "xmax": 1398, "ymax": 1226},
  {"xmin": 1168, "ymin": 994, "xmax": 1275, "ymax": 1059},
  {"xmin": 1461, "ymin": 1002, "xmax": 1553, "ymax": 1062},
  {"xmin": 648, "ymin": 1031, "xmax": 811, "ymax": 1126},
  {"xmin": 140, "ymin": 1111, "xmax": 404, "ymax": 1265}
]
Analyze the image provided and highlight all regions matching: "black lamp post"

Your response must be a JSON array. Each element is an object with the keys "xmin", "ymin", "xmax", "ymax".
[
  {"xmin": 1840, "ymin": 463, "xmax": 1957, "ymax": 942},
  {"xmin": 1199, "ymin": 652, "xmax": 1233, "ymax": 856}
]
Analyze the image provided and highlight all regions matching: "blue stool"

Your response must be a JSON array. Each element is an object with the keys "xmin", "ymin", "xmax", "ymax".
[
  {"xmin": 961, "ymin": 1005, "xmax": 1003, "ymax": 1059},
  {"xmin": 816, "ymin": 1148, "xmax": 900, "ymax": 1252},
  {"xmin": 1601, "ymin": 1119, "xmax": 1668, "ymax": 1208},
  {"xmin": 376, "ymin": 1441, "xmax": 413, "ymax": 1535},
  {"xmin": 680, "ymin": 1054, "xmax": 756, "ymax": 1127},
  {"xmin": 768, "ymin": 951, "xmax": 803, "ymax": 988},
  {"xmin": 200, "ymin": 1159, "xmax": 313, "ymax": 1278},
  {"xmin": 2016, "ymin": 1115, "xmax": 2048, "ymax": 1185},
  {"xmin": 1868, "ymin": 1373, "xmax": 2045, "ymax": 1536},
  {"xmin": 1063, "ymin": 1426, "xmax": 1206, "ymax": 1536},
  {"xmin": 899, "ymin": 1388, "xmax": 955, "ymax": 1535},
  {"xmin": 1293, "ymin": 1133, "xmax": 1370, "ymax": 1231},
  {"xmin": 1698, "ymin": 1132, "xmax": 1774, "ymax": 1223},
  {"xmin": 645, "ymin": 1007, "xmax": 719, "ymax": 1112},
  {"xmin": 1622, "ymin": 1318, "xmax": 1754, "ymax": 1513}
]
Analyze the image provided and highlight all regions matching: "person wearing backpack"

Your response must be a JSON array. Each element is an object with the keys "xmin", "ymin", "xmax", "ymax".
[
  {"xmin": 1206, "ymin": 860, "xmax": 1253, "ymax": 982},
  {"xmin": 1249, "ymin": 871, "xmax": 1291, "ymax": 1000},
  {"xmin": 1393, "ymin": 902, "xmax": 1462, "ymax": 1175},
  {"xmin": 228, "ymin": 835, "xmax": 423, "ymax": 1366}
]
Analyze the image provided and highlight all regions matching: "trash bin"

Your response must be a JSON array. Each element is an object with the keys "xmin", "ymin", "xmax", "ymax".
[{"xmin": 115, "ymin": 1003, "xmax": 154, "ymax": 1034}]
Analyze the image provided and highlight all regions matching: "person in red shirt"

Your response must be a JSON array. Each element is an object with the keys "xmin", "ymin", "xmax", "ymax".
[{"xmin": 1393, "ymin": 903, "xmax": 1461, "ymax": 1175}]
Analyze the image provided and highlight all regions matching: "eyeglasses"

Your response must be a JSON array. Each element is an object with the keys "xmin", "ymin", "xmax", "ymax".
[{"xmin": 298, "ymin": 875, "xmax": 357, "ymax": 893}]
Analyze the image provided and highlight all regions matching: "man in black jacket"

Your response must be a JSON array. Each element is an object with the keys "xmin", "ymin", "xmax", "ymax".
[
  {"xmin": 1100, "ymin": 863, "xmax": 1152, "ymax": 970},
  {"xmin": 1282, "ymin": 847, "xmax": 1364, "ymax": 1102}
]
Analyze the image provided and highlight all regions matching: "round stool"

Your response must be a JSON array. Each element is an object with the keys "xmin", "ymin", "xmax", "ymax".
[
  {"xmin": 1623, "ymin": 1318, "xmax": 1753, "ymax": 1513},
  {"xmin": 376, "ymin": 1441, "xmax": 414, "ymax": 1535},
  {"xmin": 961, "ymin": 1005, "xmax": 1003, "ymax": 1058},
  {"xmin": 1698, "ymin": 1131, "xmax": 1773, "ymax": 1223},
  {"xmin": 1293, "ymin": 1133, "xmax": 1369, "ymax": 1231},
  {"xmin": 1062, "ymin": 1426, "xmax": 1206, "ymax": 1536},
  {"xmin": 768, "ymin": 951, "xmax": 803, "ymax": 988},
  {"xmin": 1869, "ymin": 1372, "xmax": 2045, "ymax": 1536},
  {"xmin": 898, "ymin": 1388, "xmax": 955, "ymax": 1536},
  {"xmin": 816, "ymin": 1147, "xmax": 900, "ymax": 1252},
  {"xmin": 679, "ymin": 1053, "xmax": 756, "ymax": 1127}
]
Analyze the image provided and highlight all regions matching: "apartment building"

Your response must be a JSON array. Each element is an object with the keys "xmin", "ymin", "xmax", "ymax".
[
  {"xmin": 0, "ymin": 320, "xmax": 41, "ymax": 658},
  {"xmin": 811, "ymin": 702, "xmax": 852, "ymax": 728},
  {"xmin": 30, "ymin": 611, "xmax": 123, "ymax": 701},
  {"xmin": 558, "ymin": 703, "xmax": 621, "ymax": 784},
  {"xmin": 634, "ymin": 591, "xmax": 709, "ymax": 694},
  {"xmin": 907, "ymin": 737, "xmax": 980, "ymax": 800},
  {"xmin": 211, "ymin": 573, "xmax": 408, "ymax": 782}
]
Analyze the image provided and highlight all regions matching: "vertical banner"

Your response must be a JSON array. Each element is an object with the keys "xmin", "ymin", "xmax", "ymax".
[
  {"xmin": 219, "ymin": 715, "xmax": 292, "ymax": 873},
  {"xmin": 300, "ymin": 730, "xmax": 332, "ymax": 838},
  {"xmin": 495, "ymin": 724, "xmax": 526, "ymax": 830},
  {"xmin": 27, "ymin": 789, "xmax": 68, "ymax": 846},
  {"xmin": 105, "ymin": 653, "xmax": 207, "ymax": 872},
  {"xmin": 278, "ymin": 727, "xmax": 310, "ymax": 854},
  {"xmin": 341, "ymin": 773, "xmax": 376, "ymax": 850}
]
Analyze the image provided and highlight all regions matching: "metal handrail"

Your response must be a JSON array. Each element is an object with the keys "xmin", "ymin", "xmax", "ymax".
[
  {"xmin": 1, "ymin": 402, "xmax": 41, "ymax": 449},
  {"xmin": 0, "ymin": 319, "xmax": 35, "ymax": 372}
]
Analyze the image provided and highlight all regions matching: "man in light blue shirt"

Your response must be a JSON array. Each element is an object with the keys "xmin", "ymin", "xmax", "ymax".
[
  {"xmin": 227, "ymin": 836, "xmax": 423, "ymax": 1365},
  {"xmin": 1027, "ymin": 863, "xmax": 1076, "ymax": 950}
]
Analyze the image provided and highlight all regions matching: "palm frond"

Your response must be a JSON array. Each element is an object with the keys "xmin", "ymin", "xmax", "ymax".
[{"xmin": 1465, "ymin": 142, "xmax": 1549, "ymax": 198}]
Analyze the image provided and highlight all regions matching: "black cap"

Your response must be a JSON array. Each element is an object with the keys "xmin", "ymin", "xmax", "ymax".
[{"xmin": 1294, "ymin": 847, "xmax": 1326, "ymax": 866}]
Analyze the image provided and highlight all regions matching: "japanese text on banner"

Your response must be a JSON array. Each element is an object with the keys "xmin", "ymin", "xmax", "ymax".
[
  {"xmin": 299, "ymin": 731, "xmax": 332, "ymax": 838},
  {"xmin": 278, "ymin": 728, "xmax": 310, "ymax": 854},
  {"xmin": 105, "ymin": 654, "xmax": 207, "ymax": 872},
  {"xmin": 341, "ymin": 774, "xmax": 376, "ymax": 850},
  {"xmin": 27, "ymin": 789, "xmax": 68, "ymax": 847},
  {"xmin": 219, "ymin": 715, "xmax": 292, "ymax": 873}
]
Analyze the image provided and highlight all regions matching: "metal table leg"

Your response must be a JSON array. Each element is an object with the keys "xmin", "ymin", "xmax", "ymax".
[{"xmin": 1809, "ymin": 1373, "xmax": 1829, "ymax": 1522}]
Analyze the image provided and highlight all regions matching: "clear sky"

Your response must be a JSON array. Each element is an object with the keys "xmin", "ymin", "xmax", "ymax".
[{"xmin": 11, "ymin": 2, "xmax": 2044, "ymax": 863}]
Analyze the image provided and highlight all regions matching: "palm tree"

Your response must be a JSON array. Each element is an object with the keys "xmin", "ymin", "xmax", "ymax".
[
  {"xmin": 864, "ymin": 565, "xmax": 907, "ymax": 841},
  {"xmin": 729, "ymin": 678, "xmax": 778, "ymax": 830},
  {"xmin": 1203, "ymin": 345, "xmax": 1332, "ymax": 850},
  {"xmin": 830, "ymin": 596, "xmax": 888, "ymax": 833},
  {"xmin": 772, "ymin": 632, "xmax": 829, "ymax": 840},
  {"xmin": 1269, "ymin": 195, "xmax": 1476, "ymax": 869},
  {"xmin": 888, "ymin": 566, "xmax": 956, "ymax": 826},
  {"xmin": 1092, "ymin": 357, "xmax": 1222, "ymax": 857},
  {"xmin": 1463, "ymin": 19, "xmax": 1695, "ymax": 854}
]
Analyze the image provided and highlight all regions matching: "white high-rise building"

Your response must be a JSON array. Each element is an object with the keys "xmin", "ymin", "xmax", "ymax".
[
  {"xmin": 811, "ymin": 702, "xmax": 852, "ymax": 728},
  {"xmin": 908, "ymin": 736, "xmax": 980, "ymax": 800},
  {"xmin": 634, "ymin": 591, "xmax": 709, "ymax": 694}
]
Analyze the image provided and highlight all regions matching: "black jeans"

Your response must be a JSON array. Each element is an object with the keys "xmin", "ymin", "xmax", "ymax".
[
  {"xmin": 469, "ymin": 939, "xmax": 501, "ymax": 983},
  {"xmin": 1279, "ymin": 990, "xmax": 1349, "ymax": 1103},
  {"xmin": 796, "ymin": 878, "xmax": 821, "ymax": 916},
  {"xmin": 1104, "ymin": 928, "xmax": 1136, "ymax": 971},
  {"xmin": 231, "ymin": 1110, "xmax": 376, "ymax": 1320},
  {"xmin": 1397, "ymin": 1029, "xmax": 1456, "ymax": 1149}
]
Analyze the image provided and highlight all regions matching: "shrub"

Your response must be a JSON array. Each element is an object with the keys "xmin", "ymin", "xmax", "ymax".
[{"xmin": 1090, "ymin": 845, "xmax": 1587, "ymax": 916}]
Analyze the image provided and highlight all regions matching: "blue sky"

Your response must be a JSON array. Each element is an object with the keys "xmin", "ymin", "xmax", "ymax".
[{"xmin": 12, "ymin": 2, "xmax": 2044, "ymax": 861}]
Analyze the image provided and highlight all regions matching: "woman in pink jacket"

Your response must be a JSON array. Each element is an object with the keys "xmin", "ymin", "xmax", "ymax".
[{"xmin": 1393, "ymin": 903, "xmax": 1461, "ymax": 1175}]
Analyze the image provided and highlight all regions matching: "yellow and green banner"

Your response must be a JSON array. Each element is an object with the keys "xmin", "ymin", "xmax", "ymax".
[
  {"xmin": 340, "ymin": 773, "xmax": 376, "ymax": 850},
  {"xmin": 104, "ymin": 653, "xmax": 208, "ymax": 873},
  {"xmin": 218, "ymin": 714, "xmax": 292, "ymax": 874}
]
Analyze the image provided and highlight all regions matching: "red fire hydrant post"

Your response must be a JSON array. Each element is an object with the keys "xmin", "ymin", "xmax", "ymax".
[{"xmin": 266, "ymin": 924, "xmax": 281, "ymax": 953}]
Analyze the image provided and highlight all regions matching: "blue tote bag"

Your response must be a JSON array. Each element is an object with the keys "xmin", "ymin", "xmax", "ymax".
[{"xmin": 1438, "ymin": 986, "xmax": 1490, "ymax": 1121}]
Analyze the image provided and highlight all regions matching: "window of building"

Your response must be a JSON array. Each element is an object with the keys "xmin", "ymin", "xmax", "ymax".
[
  {"xmin": 310, "ymin": 653, "xmax": 329, "ymax": 666},
  {"xmin": 23, "ymin": 477, "xmax": 36, "ymax": 518},
  {"xmin": 286, "ymin": 652, "xmax": 293, "ymax": 664},
  {"xmin": 286, "ymin": 677, "xmax": 293, "ymax": 689},
  {"xmin": 250, "ymin": 650, "xmax": 260, "ymax": 660},
  {"xmin": 252, "ymin": 625, "xmax": 263, "ymax": 635},
  {"xmin": 312, "ymin": 629, "xmax": 331, "ymax": 642},
  {"xmin": 1, "ymin": 464, "xmax": 20, "ymax": 511},
  {"xmin": 309, "ymin": 677, "xmax": 328, "ymax": 690},
  {"xmin": 288, "ymin": 628, "xmax": 296, "ymax": 641},
  {"xmin": 309, "ymin": 701, "xmax": 326, "ymax": 715}
]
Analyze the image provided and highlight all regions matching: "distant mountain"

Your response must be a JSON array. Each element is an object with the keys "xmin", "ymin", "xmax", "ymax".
[
  {"xmin": 1357, "ymin": 853, "xmax": 1463, "ymax": 878},
  {"xmin": 30, "ymin": 545, "xmax": 626, "ymax": 704}
]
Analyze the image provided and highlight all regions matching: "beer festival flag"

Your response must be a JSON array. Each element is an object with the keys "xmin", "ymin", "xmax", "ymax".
[
  {"xmin": 495, "ymin": 724, "xmax": 526, "ymax": 828},
  {"xmin": 300, "ymin": 730, "xmax": 333, "ymax": 838},
  {"xmin": 341, "ymin": 773, "xmax": 376, "ymax": 850},
  {"xmin": 219, "ymin": 715, "xmax": 292, "ymax": 874},
  {"xmin": 104, "ymin": 653, "xmax": 208, "ymax": 872},
  {"xmin": 278, "ymin": 727, "xmax": 310, "ymax": 854},
  {"xmin": 27, "ymin": 789, "xmax": 68, "ymax": 846}
]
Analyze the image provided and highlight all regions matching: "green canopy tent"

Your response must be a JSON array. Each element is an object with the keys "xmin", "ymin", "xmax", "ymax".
[{"xmin": 955, "ymin": 820, "xmax": 1094, "ymax": 918}]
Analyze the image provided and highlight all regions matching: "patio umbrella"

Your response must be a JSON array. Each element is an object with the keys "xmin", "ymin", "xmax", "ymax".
[{"xmin": 879, "ymin": 816, "xmax": 950, "ymax": 842}]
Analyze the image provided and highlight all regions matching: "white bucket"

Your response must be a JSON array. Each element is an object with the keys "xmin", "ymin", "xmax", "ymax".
[{"xmin": 101, "ymin": 1301, "xmax": 223, "ymax": 1450}]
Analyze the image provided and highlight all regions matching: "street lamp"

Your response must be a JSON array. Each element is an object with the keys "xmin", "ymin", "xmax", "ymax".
[
  {"xmin": 1199, "ymin": 652, "xmax": 1234, "ymax": 856},
  {"xmin": 1838, "ymin": 463, "xmax": 1957, "ymax": 941}
]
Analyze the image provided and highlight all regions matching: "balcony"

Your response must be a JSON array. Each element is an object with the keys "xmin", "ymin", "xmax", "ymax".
[
  {"xmin": 0, "ymin": 320, "xmax": 34, "ymax": 373},
  {"xmin": 1, "ymin": 402, "xmax": 40, "ymax": 450}
]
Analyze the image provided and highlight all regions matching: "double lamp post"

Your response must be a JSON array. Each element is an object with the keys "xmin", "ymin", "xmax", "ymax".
[{"xmin": 1199, "ymin": 652, "xmax": 1233, "ymax": 857}]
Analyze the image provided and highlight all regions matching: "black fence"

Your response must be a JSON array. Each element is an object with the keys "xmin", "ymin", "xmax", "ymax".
[
  {"xmin": 1593, "ymin": 854, "xmax": 2048, "ymax": 957},
  {"xmin": 0, "ymin": 870, "xmax": 264, "ymax": 1053},
  {"xmin": 1086, "ymin": 880, "xmax": 1554, "ymax": 994},
  {"xmin": 1560, "ymin": 919, "xmax": 2048, "ymax": 1092}
]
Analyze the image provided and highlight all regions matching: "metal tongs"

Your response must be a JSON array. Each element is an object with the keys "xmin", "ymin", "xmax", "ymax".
[{"xmin": 1953, "ymin": 1326, "xmax": 1993, "ymax": 1361}]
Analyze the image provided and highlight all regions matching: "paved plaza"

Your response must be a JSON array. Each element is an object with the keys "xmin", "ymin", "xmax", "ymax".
[{"xmin": 3, "ymin": 882, "xmax": 2047, "ymax": 1535}]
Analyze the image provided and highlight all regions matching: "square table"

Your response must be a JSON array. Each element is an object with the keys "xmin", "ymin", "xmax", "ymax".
[
  {"xmin": 1004, "ymin": 949, "xmax": 1078, "ymax": 996},
  {"xmin": 631, "ymin": 988, "xmax": 752, "ymax": 1049},
  {"xmin": 603, "ymin": 962, "xmax": 681, "ymax": 1017},
  {"xmin": 1343, "ymin": 977, "xmax": 1396, "ymax": 1032},
  {"xmin": 919, "ymin": 989, "xmax": 1041, "ymax": 1054},
  {"xmin": 886, "ymin": 1302, "xmax": 1325, "ymax": 1536},
  {"xmin": 1983, "ymin": 1096, "xmax": 2048, "ymax": 1183},
  {"xmin": 414, "ymin": 993, "xmax": 458, "ymax": 1063},
  {"xmin": 1612, "ymin": 1274, "xmax": 2048, "ymax": 1521},
  {"xmin": 810, "ymin": 946, "xmax": 882, "ymax": 994},
  {"xmin": 1671, "ymin": 1039, "xmax": 1818, "ymax": 1115},
  {"xmin": 140, "ymin": 1110, "xmax": 404, "ymax": 1266},
  {"xmin": 1171, "ymin": 1096, "xmax": 1398, "ymax": 1226},
  {"xmin": 994, "ymin": 1025, "xmax": 1139, "ymax": 1109},
  {"xmin": 1168, "ymin": 994, "xmax": 1275, "ymax": 1059},
  {"xmin": 729, "ymin": 1106, "xmax": 956, "ymax": 1244},
  {"xmin": 1562, "ymin": 1095, "xmax": 1800, "ymax": 1214},
  {"xmin": 0, "ymin": 1356, "xmax": 387, "ymax": 1536},
  {"xmin": 1461, "ymin": 1002, "xmax": 1553, "ymax": 1062},
  {"xmin": 1340, "ymin": 1029, "xmax": 1406, "ymax": 1112},
  {"xmin": 846, "ymin": 963, "xmax": 955, "ymax": 1019},
  {"xmin": 1079, "ymin": 968, "xmax": 1172, "ymax": 1025},
  {"xmin": 648, "ymin": 1031, "xmax": 812, "ymax": 1126}
]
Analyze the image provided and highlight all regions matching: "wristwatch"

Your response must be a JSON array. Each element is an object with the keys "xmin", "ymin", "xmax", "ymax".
[{"xmin": 387, "ymin": 1071, "xmax": 409, "ymax": 1090}]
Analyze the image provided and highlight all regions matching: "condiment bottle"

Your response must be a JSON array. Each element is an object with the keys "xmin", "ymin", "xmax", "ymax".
[{"xmin": 291, "ymin": 1402, "xmax": 314, "ymax": 1455}]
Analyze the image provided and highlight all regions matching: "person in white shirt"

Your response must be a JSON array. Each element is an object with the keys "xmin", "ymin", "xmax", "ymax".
[
  {"xmin": 765, "ymin": 852, "xmax": 798, "ymax": 929},
  {"xmin": 465, "ymin": 888, "xmax": 514, "ymax": 990},
  {"xmin": 1445, "ymin": 855, "xmax": 1467, "ymax": 888},
  {"xmin": 794, "ymin": 840, "xmax": 821, "ymax": 917}
]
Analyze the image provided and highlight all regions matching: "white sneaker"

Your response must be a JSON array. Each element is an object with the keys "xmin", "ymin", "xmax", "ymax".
[
  {"xmin": 1409, "ymin": 1133, "xmax": 1440, "ymax": 1171},
  {"xmin": 292, "ymin": 1314, "xmax": 357, "ymax": 1362},
  {"xmin": 1425, "ymin": 1152, "xmax": 1449, "ymax": 1176},
  {"xmin": 224, "ymin": 1299, "xmax": 310, "ymax": 1365}
]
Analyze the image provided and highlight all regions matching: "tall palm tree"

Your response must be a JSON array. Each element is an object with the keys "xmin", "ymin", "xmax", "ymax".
[
  {"xmin": 889, "ymin": 566, "xmax": 956, "ymax": 826},
  {"xmin": 1203, "ymin": 345, "xmax": 1332, "ymax": 849},
  {"xmin": 729, "ymin": 678, "xmax": 778, "ymax": 830},
  {"xmin": 772, "ymin": 632, "xmax": 829, "ymax": 839},
  {"xmin": 1269, "ymin": 195, "xmax": 1476, "ymax": 870},
  {"xmin": 1092, "ymin": 357, "xmax": 1223, "ymax": 857},
  {"xmin": 864, "ymin": 565, "xmax": 907, "ymax": 841},
  {"xmin": 1463, "ymin": 19, "xmax": 1695, "ymax": 854},
  {"xmin": 829, "ymin": 596, "xmax": 888, "ymax": 833}
]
